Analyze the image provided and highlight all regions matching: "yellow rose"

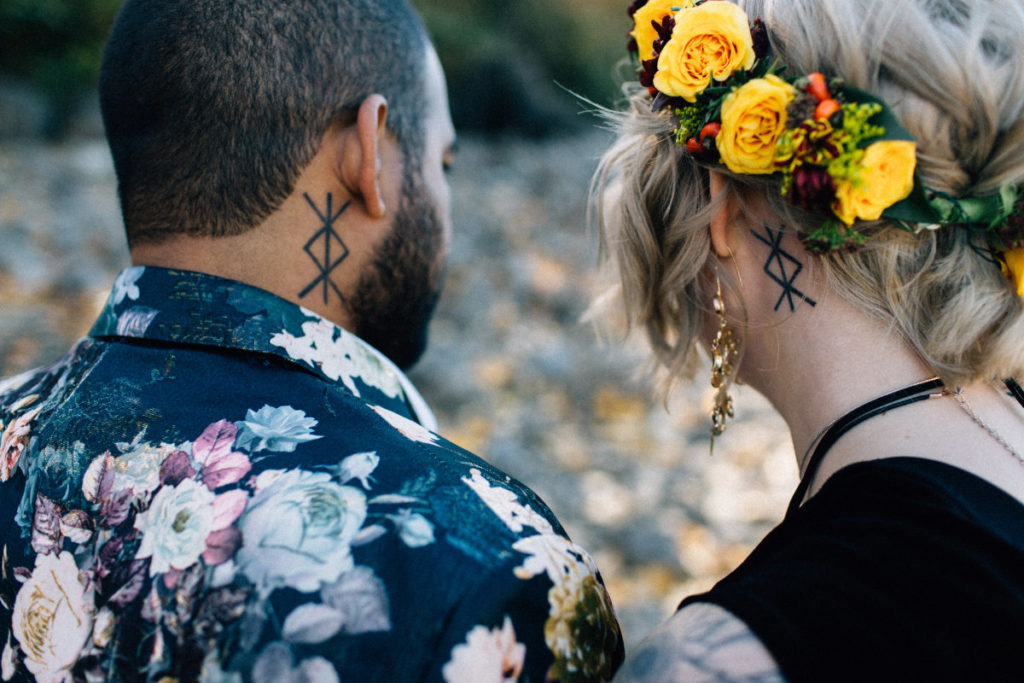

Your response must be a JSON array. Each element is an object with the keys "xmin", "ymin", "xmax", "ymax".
[
  {"xmin": 717, "ymin": 75, "xmax": 796, "ymax": 174},
  {"xmin": 1002, "ymin": 248, "xmax": 1024, "ymax": 297},
  {"xmin": 652, "ymin": 1, "xmax": 755, "ymax": 102},
  {"xmin": 833, "ymin": 140, "xmax": 917, "ymax": 225},
  {"xmin": 631, "ymin": 0, "xmax": 695, "ymax": 60}
]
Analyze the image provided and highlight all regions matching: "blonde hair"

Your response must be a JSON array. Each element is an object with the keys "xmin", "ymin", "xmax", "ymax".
[{"xmin": 593, "ymin": 0, "xmax": 1024, "ymax": 388}]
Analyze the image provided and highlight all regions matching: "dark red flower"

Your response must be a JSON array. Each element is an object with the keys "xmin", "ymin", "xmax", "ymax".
[
  {"xmin": 639, "ymin": 57, "xmax": 658, "ymax": 88},
  {"xmin": 628, "ymin": 0, "xmax": 648, "ymax": 17},
  {"xmin": 751, "ymin": 18, "xmax": 770, "ymax": 61},
  {"xmin": 639, "ymin": 15, "xmax": 676, "ymax": 91},
  {"xmin": 790, "ymin": 165, "xmax": 836, "ymax": 215},
  {"xmin": 1000, "ymin": 211, "xmax": 1024, "ymax": 249},
  {"xmin": 653, "ymin": 14, "xmax": 676, "ymax": 52}
]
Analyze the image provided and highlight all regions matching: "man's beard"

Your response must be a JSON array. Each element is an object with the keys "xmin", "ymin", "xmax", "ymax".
[{"xmin": 347, "ymin": 168, "xmax": 445, "ymax": 370}]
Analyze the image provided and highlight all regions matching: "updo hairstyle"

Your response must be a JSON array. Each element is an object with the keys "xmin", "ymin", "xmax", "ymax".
[{"xmin": 593, "ymin": 0, "xmax": 1024, "ymax": 388}]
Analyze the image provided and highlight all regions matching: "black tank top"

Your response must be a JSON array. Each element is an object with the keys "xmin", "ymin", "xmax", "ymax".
[{"xmin": 681, "ymin": 457, "xmax": 1024, "ymax": 682}]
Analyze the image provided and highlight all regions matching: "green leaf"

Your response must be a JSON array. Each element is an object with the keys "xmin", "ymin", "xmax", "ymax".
[
  {"xmin": 883, "ymin": 182, "xmax": 943, "ymax": 224},
  {"xmin": 839, "ymin": 87, "xmax": 915, "ymax": 143}
]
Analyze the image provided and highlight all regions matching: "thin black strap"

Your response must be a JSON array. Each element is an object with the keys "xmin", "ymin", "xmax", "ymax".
[
  {"xmin": 1005, "ymin": 378, "xmax": 1024, "ymax": 408},
  {"xmin": 785, "ymin": 378, "xmax": 945, "ymax": 519}
]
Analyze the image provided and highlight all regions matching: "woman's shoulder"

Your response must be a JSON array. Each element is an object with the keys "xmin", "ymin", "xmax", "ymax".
[
  {"xmin": 674, "ymin": 456, "xmax": 1024, "ymax": 681},
  {"xmin": 817, "ymin": 456, "xmax": 1024, "ymax": 543},
  {"xmin": 615, "ymin": 602, "xmax": 783, "ymax": 682}
]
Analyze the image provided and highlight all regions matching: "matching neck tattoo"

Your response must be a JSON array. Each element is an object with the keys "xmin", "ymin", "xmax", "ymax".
[
  {"xmin": 297, "ymin": 196, "xmax": 814, "ymax": 321},
  {"xmin": 751, "ymin": 224, "xmax": 817, "ymax": 312},
  {"xmin": 299, "ymin": 192, "xmax": 350, "ymax": 305}
]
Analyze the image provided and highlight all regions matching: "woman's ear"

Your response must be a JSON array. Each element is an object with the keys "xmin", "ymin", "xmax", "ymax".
[
  {"xmin": 709, "ymin": 170, "xmax": 735, "ymax": 258},
  {"xmin": 339, "ymin": 94, "xmax": 389, "ymax": 219}
]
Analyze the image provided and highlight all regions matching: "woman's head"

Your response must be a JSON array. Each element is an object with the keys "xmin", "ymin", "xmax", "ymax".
[{"xmin": 594, "ymin": 0, "xmax": 1024, "ymax": 388}]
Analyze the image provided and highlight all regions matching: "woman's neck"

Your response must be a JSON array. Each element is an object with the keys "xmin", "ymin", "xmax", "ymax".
[
  {"xmin": 740, "ymin": 291, "xmax": 934, "ymax": 462},
  {"xmin": 741, "ymin": 291, "xmax": 1024, "ymax": 503}
]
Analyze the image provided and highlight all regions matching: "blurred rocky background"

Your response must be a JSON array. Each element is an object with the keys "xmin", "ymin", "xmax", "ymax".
[{"xmin": 0, "ymin": 0, "xmax": 796, "ymax": 648}]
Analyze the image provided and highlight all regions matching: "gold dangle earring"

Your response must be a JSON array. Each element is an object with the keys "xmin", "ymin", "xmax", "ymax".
[{"xmin": 710, "ymin": 275, "xmax": 738, "ymax": 440}]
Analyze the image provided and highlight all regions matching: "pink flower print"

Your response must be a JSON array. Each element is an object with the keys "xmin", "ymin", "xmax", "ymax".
[
  {"xmin": 202, "ymin": 489, "xmax": 248, "ymax": 566},
  {"xmin": 192, "ymin": 420, "xmax": 251, "ymax": 489},
  {"xmin": 0, "ymin": 404, "xmax": 42, "ymax": 482}
]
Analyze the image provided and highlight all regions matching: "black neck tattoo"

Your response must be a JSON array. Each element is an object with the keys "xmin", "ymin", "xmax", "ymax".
[
  {"xmin": 751, "ymin": 224, "xmax": 817, "ymax": 312},
  {"xmin": 299, "ymin": 192, "xmax": 350, "ymax": 304}
]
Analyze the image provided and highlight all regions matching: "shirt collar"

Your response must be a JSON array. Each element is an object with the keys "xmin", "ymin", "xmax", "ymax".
[{"xmin": 90, "ymin": 266, "xmax": 437, "ymax": 430}]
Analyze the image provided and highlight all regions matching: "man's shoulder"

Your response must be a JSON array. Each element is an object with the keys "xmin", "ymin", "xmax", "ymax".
[
  {"xmin": 0, "ymin": 338, "xmax": 102, "ymax": 454},
  {"xmin": 0, "ymin": 339, "xmax": 625, "ymax": 682},
  {"xmin": 2, "ymin": 330, "xmax": 561, "ymax": 554},
  {"xmin": 0, "ymin": 338, "xmax": 96, "ymax": 406},
  {"xmin": 274, "ymin": 398, "xmax": 572, "ymax": 563}
]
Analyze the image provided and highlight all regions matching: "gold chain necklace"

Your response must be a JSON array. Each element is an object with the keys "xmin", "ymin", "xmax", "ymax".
[{"xmin": 951, "ymin": 387, "xmax": 1024, "ymax": 466}]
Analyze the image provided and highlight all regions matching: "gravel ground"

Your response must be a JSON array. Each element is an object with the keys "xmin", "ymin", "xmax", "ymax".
[{"xmin": 0, "ymin": 132, "xmax": 797, "ymax": 649}]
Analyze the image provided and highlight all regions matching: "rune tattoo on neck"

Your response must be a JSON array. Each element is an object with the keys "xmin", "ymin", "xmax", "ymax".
[
  {"xmin": 751, "ymin": 224, "xmax": 817, "ymax": 312},
  {"xmin": 299, "ymin": 192, "xmax": 350, "ymax": 304}
]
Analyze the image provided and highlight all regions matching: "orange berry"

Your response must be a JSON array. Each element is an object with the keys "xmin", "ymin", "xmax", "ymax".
[
  {"xmin": 806, "ymin": 72, "xmax": 830, "ymax": 102},
  {"xmin": 699, "ymin": 122, "xmax": 722, "ymax": 141},
  {"xmin": 815, "ymin": 98, "xmax": 840, "ymax": 120}
]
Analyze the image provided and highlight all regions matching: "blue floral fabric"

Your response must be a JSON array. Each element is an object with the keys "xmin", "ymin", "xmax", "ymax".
[{"xmin": 0, "ymin": 267, "xmax": 623, "ymax": 682}]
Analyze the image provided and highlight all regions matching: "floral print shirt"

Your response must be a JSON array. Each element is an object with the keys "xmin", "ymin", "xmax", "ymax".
[{"xmin": 0, "ymin": 267, "xmax": 623, "ymax": 683}]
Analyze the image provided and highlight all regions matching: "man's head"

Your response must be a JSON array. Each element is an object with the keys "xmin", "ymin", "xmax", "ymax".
[
  {"xmin": 100, "ymin": 0, "xmax": 456, "ymax": 369},
  {"xmin": 100, "ymin": 0, "xmax": 430, "ymax": 245}
]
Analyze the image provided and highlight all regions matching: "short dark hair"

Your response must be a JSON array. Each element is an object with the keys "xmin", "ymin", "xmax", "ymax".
[{"xmin": 100, "ymin": 0, "xmax": 429, "ymax": 245}]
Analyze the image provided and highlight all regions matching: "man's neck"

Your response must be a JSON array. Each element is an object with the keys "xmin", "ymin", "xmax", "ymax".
[
  {"xmin": 129, "ymin": 114, "xmax": 405, "ymax": 337},
  {"xmin": 131, "ymin": 222, "xmax": 355, "ymax": 336}
]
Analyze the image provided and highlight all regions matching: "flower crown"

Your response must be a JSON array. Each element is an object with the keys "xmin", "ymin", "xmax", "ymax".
[{"xmin": 628, "ymin": 0, "xmax": 1024, "ymax": 294}]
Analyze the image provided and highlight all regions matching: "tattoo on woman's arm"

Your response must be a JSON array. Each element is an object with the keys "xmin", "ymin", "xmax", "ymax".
[{"xmin": 617, "ymin": 603, "xmax": 784, "ymax": 682}]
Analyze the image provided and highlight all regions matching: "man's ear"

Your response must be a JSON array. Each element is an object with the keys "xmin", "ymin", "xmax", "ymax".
[
  {"xmin": 709, "ymin": 170, "xmax": 735, "ymax": 258},
  {"xmin": 339, "ymin": 94, "xmax": 388, "ymax": 219}
]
